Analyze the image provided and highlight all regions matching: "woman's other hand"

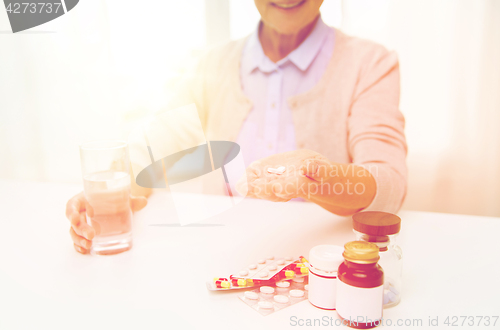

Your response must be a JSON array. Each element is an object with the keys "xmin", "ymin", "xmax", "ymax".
[{"xmin": 65, "ymin": 192, "xmax": 147, "ymax": 254}]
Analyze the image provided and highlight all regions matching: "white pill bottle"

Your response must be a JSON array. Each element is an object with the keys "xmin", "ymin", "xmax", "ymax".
[{"xmin": 307, "ymin": 245, "xmax": 344, "ymax": 310}]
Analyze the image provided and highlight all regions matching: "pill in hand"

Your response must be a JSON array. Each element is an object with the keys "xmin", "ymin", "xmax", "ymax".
[{"xmin": 267, "ymin": 166, "xmax": 286, "ymax": 175}]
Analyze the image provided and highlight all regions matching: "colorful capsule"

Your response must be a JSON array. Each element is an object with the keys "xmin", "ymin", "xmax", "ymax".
[
  {"xmin": 280, "ymin": 270, "xmax": 295, "ymax": 278},
  {"xmin": 295, "ymin": 266, "xmax": 309, "ymax": 274},
  {"xmin": 231, "ymin": 278, "xmax": 247, "ymax": 286},
  {"xmin": 215, "ymin": 280, "xmax": 230, "ymax": 288},
  {"xmin": 213, "ymin": 277, "xmax": 228, "ymax": 282}
]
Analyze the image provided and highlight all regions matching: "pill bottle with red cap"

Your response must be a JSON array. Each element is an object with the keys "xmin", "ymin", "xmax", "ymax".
[
  {"xmin": 307, "ymin": 245, "xmax": 344, "ymax": 310},
  {"xmin": 336, "ymin": 241, "xmax": 384, "ymax": 329},
  {"xmin": 352, "ymin": 211, "xmax": 402, "ymax": 307}
]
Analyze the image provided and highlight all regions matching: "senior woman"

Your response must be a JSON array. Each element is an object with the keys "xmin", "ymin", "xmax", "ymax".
[{"xmin": 66, "ymin": 0, "xmax": 407, "ymax": 254}]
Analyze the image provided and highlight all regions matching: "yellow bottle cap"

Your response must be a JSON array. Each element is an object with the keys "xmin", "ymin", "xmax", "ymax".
[{"xmin": 342, "ymin": 241, "xmax": 380, "ymax": 264}]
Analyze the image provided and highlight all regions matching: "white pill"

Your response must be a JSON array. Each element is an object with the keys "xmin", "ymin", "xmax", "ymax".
[
  {"xmin": 248, "ymin": 264, "xmax": 257, "ymax": 270},
  {"xmin": 259, "ymin": 270, "xmax": 269, "ymax": 278},
  {"xmin": 274, "ymin": 295, "xmax": 290, "ymax": 304},
  {"xmin": 388, "ymin": 291, "xmax": 398, "ymax": 302},
  {"xmin": 266, "ymin": 256, "xmax": 274, "ymax": 260},
  {"xmin": 258, "ymin": 301, "xmax": 274, "ymax": 309},
  {"xmin": 292, "ymin": 276, "xmax": 305, "ymax": 283},
  {"xmin": 268, "ymin": 264, "xmax": 277, "ymax": 271},
  {"xmin": 289, "ymin": 289, "xmax": 305, "ymax": 298},
  {"xmin": 267, "ymin": 166, "xmax": 286, "ymax": 175},
  {"xmin": 389, "ymin": 285, "xmax": 400, "ymax": 295},
  {"xmin": 244, "ymin": 291, "xmax": 259, "ymax": 300},
  {"xmin": 260, "ymin": 286, "xmax": 275, "ymax": 294},
  {"xmin": 383, "ymin": 293, "xmax": 390, "ymax": 305},
  {"xmin": 239, "ymin": 270, "xmax": 249, "ymax": 276},
  {"xmin": 285, "ymin": 256, "xmax": 293, "ymax": 261},
  {"xmin": 276, "ymin": 281, "xmax": 290, "ymax": 288},
  {"xmin": 304, "ymin": 285, "xmax": 309, "ymax": 291},
  {"xmin": 257, "ymin": 259, "xmax": 265, "ymax": 264},
  {"xmin": 277, "ymin": 259, "xmax": 285, "ymax": 266}
]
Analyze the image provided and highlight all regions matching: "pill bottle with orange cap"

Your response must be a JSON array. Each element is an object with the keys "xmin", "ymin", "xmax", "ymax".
[
  {"xmin": 352, "ymin": 211, "xmax": 402, "ymax": 307},
  {"xmin": 336, "ymin": 241, "xmax": 384, "ymax": 329}
]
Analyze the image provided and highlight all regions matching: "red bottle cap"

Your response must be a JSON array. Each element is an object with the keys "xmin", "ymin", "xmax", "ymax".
[{"xmin": 352, "ymin": 211, "xmax": 401, "ymax": 236}]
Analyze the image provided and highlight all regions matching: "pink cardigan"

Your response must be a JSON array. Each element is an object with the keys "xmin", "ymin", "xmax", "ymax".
[{"xmin": 141, "ymin": 29, "xmax": 408, "ymax": 213}]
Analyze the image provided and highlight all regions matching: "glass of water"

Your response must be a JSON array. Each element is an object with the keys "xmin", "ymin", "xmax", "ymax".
[{"xmin": 79, "ymin": 140, "xmax": 133, "ymax": 255}]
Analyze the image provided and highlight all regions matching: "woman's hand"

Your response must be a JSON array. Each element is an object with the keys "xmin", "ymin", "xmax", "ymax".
[
  {"xmin": 236, "ymin": 149, "xmax": 330, "ymax": 202},
  {"xmin": 236, "ymin": 149, "xmax": 377, "ymax": 216},
  {"xmin": 65, "ymin": 192, "xmax": 148, "ymax": 254}
]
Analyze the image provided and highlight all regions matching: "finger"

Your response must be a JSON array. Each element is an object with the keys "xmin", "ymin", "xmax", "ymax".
[
  {"xmin": 271, "ymin": 173, "xmax": 311, "ymax": 200},
  {"xmin": 130, "ymin": 196, "xmax": 147, "ymax": 212},
  {"xmin": 300, "ymin": 158, "xmax": 330, "ymax": 181},
  {"xmin": 272, "ymin": 182, "xmax": 296, "ymax": 201},
  {"xmin": 74, "ymin": 243, "xmax": 88, "ymax": 254},
  {"xmin": 70, "ymin": 227, "xmax": 92, "ymax": 250},
  {"xmin": 65, "ymin": 192, "xmax": 86, "ymax": 220},
  {"xmin": 66, "ymin": 192, "xmax": 95, "ymax": 240},
  {"xmin": 252, "ymin": 179, "xmax": 287, "ymax": 202},
  {"xmin": 70, "ymin": 212, "xmax": 95, "ymax": 240}
]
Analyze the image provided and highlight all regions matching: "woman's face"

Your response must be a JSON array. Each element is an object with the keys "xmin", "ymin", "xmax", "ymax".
[{"xmin": 254, "ymin": 0, "xmax": 323, "ymax": 35}]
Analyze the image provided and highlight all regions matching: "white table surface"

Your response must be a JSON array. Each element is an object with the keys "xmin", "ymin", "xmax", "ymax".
[{"xmin": 0, "ymin": 179, "xmax": 499, "ymax": 330}]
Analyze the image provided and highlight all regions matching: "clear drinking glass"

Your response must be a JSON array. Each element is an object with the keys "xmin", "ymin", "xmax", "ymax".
[{"xmin": 79, "ymin": 140, "xmax": 133, "ymax": 255}]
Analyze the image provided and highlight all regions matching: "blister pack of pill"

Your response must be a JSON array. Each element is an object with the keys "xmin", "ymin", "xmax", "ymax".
[
  {"xmin": 206, "ymin": 256, "xmax": 309, "ymax": 291},
  {"xmin": 238, "ymin": 280, "xmax": 309, "ymax": 316},
  {"xmin": 236, "ymin": 255, "xmax": 309, "ymax": 280}
]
